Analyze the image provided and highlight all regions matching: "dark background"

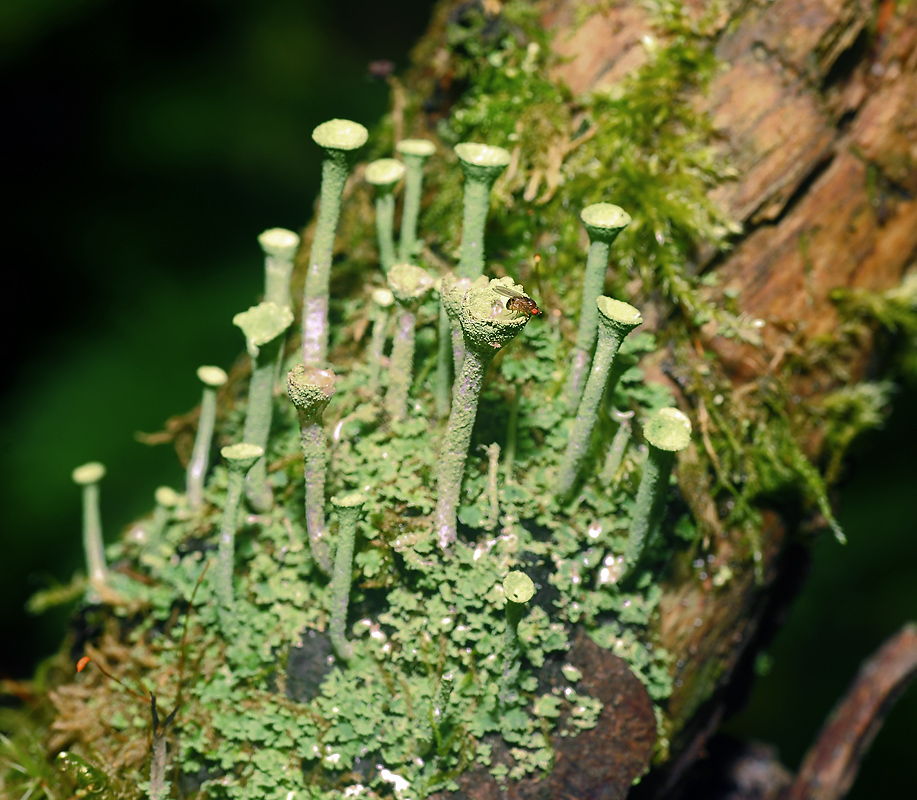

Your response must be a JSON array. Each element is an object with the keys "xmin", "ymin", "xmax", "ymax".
[{"xmin": 1, "ymin": 0, "xmax": 914, "ymax": 796}]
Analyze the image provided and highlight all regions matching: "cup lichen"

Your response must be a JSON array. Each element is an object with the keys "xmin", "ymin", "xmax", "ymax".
[
  {"xmin": 233, "ymin": 301, "xmax": 295, "ymax": 511},
  {"xmin": 385, "ymin": 263, "xmax": 435, "ymax": 421},
  {"xmin": 433, "ymin": 277, "xmax": 531, "ymax": 549},
  {"xmin": 186, "ymin": 365, "xmax": 228, "ymax": 511},
  {"xmin": 329, "ymin": 491, "xmax": 367, "ymax": 662},
  {"xmin": 303, "ymin": 118, "xmax": 368, "ymax": 367},
  {"xmin": 72, "ymin": 461, "xmax": 107, "ymax": 597},
  {"xmin": 626, "ymin": 407, "xmax": 692, "ymax": 568},
  {"xmin": 287, "ymin": 363, "xmax": 336, "ymax": 574},
  {"xmin": 396, "ymin": 138, "xmax": 436, "ymax": 263},
  {"xmin": 214, "ymin": 442, "xmax": 264, "ymax": 634},
  {"xmin": 556, "ymin": 296, "xmax": 643, "ymax": 499},
  {"xmin": 563, "ymin": 203, "xmax": 632, "ymax": 411},
  {"xmin": 258, "ymin": 227, "xmax": 300, "ymax": 309},
  {"xmin": 366, "ymin": 158, "xmax": 407, "ymax": 273}
]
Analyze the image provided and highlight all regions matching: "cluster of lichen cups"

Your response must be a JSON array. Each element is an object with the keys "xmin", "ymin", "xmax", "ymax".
[{"xmin": 67, "ymin": 116, "xmax": 695, "ymax": 795}]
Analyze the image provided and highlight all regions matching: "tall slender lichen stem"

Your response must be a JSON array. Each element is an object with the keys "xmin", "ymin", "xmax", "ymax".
[
  {"xmin": 503, "ymin": 386, "xmax": 519, "ymax": 483},
  {"xmin": 186, "ymin": 366, "xmax": 228, "ymax": 510},
  {"xmin": 287, "ymin": 364, "xmax": 336, "ymax": 574},
  {"xmin": 396, "ymin": 138, "xmax": 435, "ymax": 263},
  {"xmin": 303, "ymin": 118, "xmax": 368, "ymax": 366},
  {"xmin": 626, "ymin": 408, "xmax": 692, "ymax": 569},
  {"xmin": 215, "ymin": 443, "xmax": 264, "ymax": 635},
  {"xmin": 259, "ymin": 227, "xmax": 300, "ymax": 309},
  {"xmin": 385, "ymin": 263, "xmax": 434, "ymax": 421},
  {"xmin": 366, "ymin": 158, "xmax": 406, "ymax": 273},
  {"xmin": 434, "ymin": 278, "xmax": 530, "ymax": 549},
  {"xmin": 556, "ymin": 297, "xmax": 642, "ymax": 500},
  {"xmin": 73, "ymin": 462, "xmax": 107, "ymax": 599},
  {"xmin": 501, "ymin": 570, "xmax": 535, "ymax": 708},
  {"xmin": 329, "ymin": 492, "xmax": 366, "ymax": 662},
  {"xmin": 234, "ymin": 302, "xmax": 294, "ymax": 511},
  {"xmin": 434, "ymin": 144, "xmax": 510, "ymax": 417},
  {"xmin": 368, "ymin": 288, "xmax": 394, "ymax": 395},
  {"xmin": 563, "ymin": 204, "xmax": 631, "ymax": 412},
  {"xmin": 454, "ymin": 143, "xmax": 511, "ymax": 279}
]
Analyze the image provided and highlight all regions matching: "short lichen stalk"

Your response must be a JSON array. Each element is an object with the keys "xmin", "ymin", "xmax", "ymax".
[
  {"xmin": 366, "ymin": 158, "xmax": 406, "ymax": 273},
  {"xmin": 434, "ymin": 278, "xmax": 531, "ymax": 549},
  {"xmin": 368, "ymin": 288, "xmax": 394, "ymax": 395},
  {"xmin": 302, "ymin": 118, "xmax": 368, "ymax": 366},
  {"xmin": 329, "ymin": 492, "xmax": 366, "ymax": 662},
  {"xmin": 556, "ymin": 297, "xmax": 643, "ymax": 500},
  {"xmin": 259, "ymin": 227, "xmax": 300, "ymax": 309},
  {"xmin": 501, "ymin": 570, "xmax": 535, "ymax": 708},
  {"xmin": 385, "ymin": 263, "xmax": 434, "ymax": 421},
  {"xmin": 186, "ymin": 366, "xmax": 228, "ymax": 511},
  {"xmin": 215, "ymin": 443, "xmax": 264, "ymax": 635},
  {"xmin": 287, "ymin": 364, "xmax": 336, "ymax": 574},
  {"xmin": 563, "ymin": 204, "xmax": 631, "ymax": 412},
  {"xmin": 626, "ymin": 408, "xmax": 692, "ymax": 569},
  {"xmin": 481, "ymin": 442, "xmax": 500, "ymax": 530},
  {"xmin": 72, "ymin": 462, "xmax": 107, "ymax": 599},
  {"xmin": 234, "ymin": 302, "xmax": 295, "ymax": 511},
  {"xmin": 396, "ymin": 138, "xmax": 435, "ymax": 263}
]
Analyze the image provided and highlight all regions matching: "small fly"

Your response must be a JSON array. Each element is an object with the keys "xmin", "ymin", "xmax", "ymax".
[{"xmin": 492, "ymin": 284, "xmax": 542, "ymax": 318}]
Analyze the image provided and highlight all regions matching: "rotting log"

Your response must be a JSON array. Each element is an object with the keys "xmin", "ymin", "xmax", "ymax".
[{"xmin": 406, "ymin": 0, "xmax": 916, "ymax": 795}]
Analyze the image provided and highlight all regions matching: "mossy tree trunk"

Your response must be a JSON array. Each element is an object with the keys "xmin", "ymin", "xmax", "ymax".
[{"xmin": 391, "ymin": 0, "xmax": 917, "ymax": 795}]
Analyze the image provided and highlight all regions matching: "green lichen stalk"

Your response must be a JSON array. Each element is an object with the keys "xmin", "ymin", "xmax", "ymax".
[
  {"xmin": 396, "ymin": 138, "xmax": 436, "ymax": 263},
  {"xmin": 563, "ymin": 204, "xmax": 631, "ymax": 412},
  {"xmin": 454, "ymin": 142, "xmax": 511, "ymax": 279},
  {"xmin": 368, "ymin": 288, "xmax": 394, "ymax": 395},
  {"xmin": 600, "ymin": 408, "xmax": 634, "ymax": 486},
  {"xmin": 433, "ymin": 277, "xmax": 530, "ymax": 549},
  {"xmin": 287, "ymin": 363, "xmax": 336, "ymax": 574},
  {"xmin": 436, "ymin": 273, "xmax": 472, "ymax": 418},
  {"xmin": 303, "ymin": 119, "xmax": 368, "ymax": 366},
  {"xmin": 366, "ymin": 158, "xmax": 406, "ymax": 273},
  {"xmin": 72, "ymin": 462, "xmax": 107, "ymax": 598},
  {"xmin": 329, "ymin": 492, "xmax": 366, "ymax": 662},
  {"xmin": 259, "ymin": 227, "xmax": 300, "ymax": 309},
  {"xmin": 556, "ymin": 297, "xmax": 643, "ymax": 499},
  {"xmin": 234, "ymin": 302, "xmax": 295, "ymax": 511},
  {"xmin": 501, "ymin": 570, "xmax": 535, "ymax": 708},
  {"xmin": 186, "ymin": 365, "xmax": 228, "ymax": 511},
  {"xmin": 626, "ymin": 408, "xmax": 692, "ymax": 568},
  {"xmin": 215, "ymin": 443, "xmax": 264, "ymax": 634},
  {"xmin": 385, "ymin": 263, "xmax": 434, "ymax": 421}
]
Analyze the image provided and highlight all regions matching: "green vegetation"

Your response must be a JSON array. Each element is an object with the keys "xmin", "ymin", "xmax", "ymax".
[{"xmin": 6, "ymin": 2, "xmax": 895, "ymax": 798}]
